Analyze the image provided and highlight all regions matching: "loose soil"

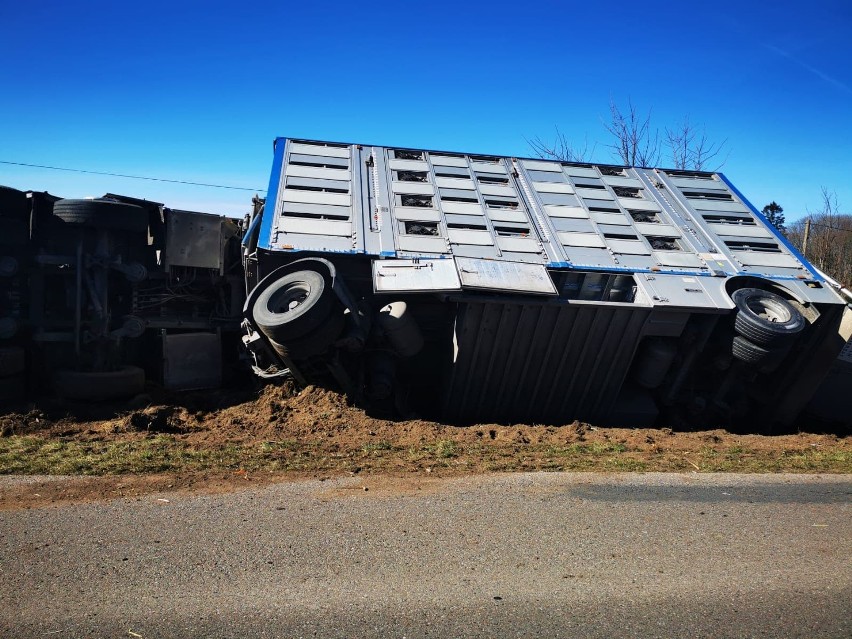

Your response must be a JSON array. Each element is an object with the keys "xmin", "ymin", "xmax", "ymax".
[{"xmin": 1, "ymin": 382, "xmax": 849, "ymax": 509}]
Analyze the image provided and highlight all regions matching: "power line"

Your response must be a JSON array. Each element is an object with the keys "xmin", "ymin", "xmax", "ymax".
[{"xmin": 0, "ymin": 159, "xmax": 265, "ymax": 192}]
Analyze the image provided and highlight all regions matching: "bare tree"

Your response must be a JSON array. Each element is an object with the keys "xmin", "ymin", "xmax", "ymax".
[
  {"xmin": 664, "ymin": 117, "xmax": 728, "ymax": 170},
  {"xmin": 787, "ymin": 188, "xmax": 852, "ymax": 285},
  {"xmin": 603, "ymin": 99, "xmax": 660, "ymax": 167},
  {"xmin": 528, "ymin": 127, "xmax": 595, "ymax": 163}
]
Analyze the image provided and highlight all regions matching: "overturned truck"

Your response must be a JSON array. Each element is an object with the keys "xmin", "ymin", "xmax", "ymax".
[{"xmin": 241, "ymin": 138, "xmax": 852, "ymax": 430}]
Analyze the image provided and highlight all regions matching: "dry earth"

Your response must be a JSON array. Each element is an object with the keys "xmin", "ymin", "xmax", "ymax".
[{"xmin": 0, "ymin": 381, "xmax": 849, "ymax": 509}]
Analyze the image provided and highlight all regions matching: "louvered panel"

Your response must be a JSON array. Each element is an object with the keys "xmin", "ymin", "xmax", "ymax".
[{"xmin": 444, "ymin": 302, "xmax": 652, "ymax": 424}]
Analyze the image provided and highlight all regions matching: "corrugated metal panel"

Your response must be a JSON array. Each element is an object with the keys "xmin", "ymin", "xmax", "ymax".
[
  {"xmin": 393, "ymin": 207, "xmax": 442, "ymax": 222},
  {"xmin": 280, "ymin": 218, "xmax": 352, "ymax": 237},
  {"xmin": 435, "ymin": 177, "xmax": 475, "ymax": 190},
  {"xmin": 496, "ymin": 236, "xmax": 541, "ymax": 253},
  {"xmin": 442, "ymin": 201, "xmax": 484, "ymax": 215},
  {"xmin": 608, "ymin": 239, "xmax": 651, "ymax": 255},
  {"xmin": 654, "ymin": 252, "xmax": 705, "ymax": 268},
  {"xmin": 488, "ymin": 208, "xmax": 528, "ymax": 223},
  {"xmin": 635, "ymin": 223, "xmax": 681, "ymax": 237},
  {"xmin": 563, "ymin": 166, "xmax": 600, "ymax": 178},
  {"xmin": 479, "ymin": 184, "xmax": 516, "ymax": 197},
  {"xmin": 443, "ymin": 301, "xmax": 652, "ymax": 424},
  {"xmin": 470, "ymin": 161, "xmax": 507, "ymax": 174}
]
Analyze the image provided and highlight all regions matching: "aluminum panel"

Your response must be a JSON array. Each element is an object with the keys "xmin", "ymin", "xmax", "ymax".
[
  {"xmin": 619, "ymin": 198, "xmax": 660, "ymax": 212},
  {"xmin": 544, "ymin": 205, "xmax": 588, "ymax": 218},
  {"xmin": 388, "ymin": 159, "xmax": 429, "ymax": 171},
  {"xmin": 373, "ymin": 258, "xmax": 461, "ymax": 292},
  {"xmin": 635, "ymin": 223, "xmax": 680, "ymax": 237},
  {"xmin": 551, "ymin": 217, "xmax": 595, "ymax": 233},
  {"xmin": 430, "ymin": 155, "xmax": 468, "ymax": 167},
  {"xmin": 496, "ymin": 236, "xmax": 541, "ymax": 254},
  {"xmin": 731, "ymin": 251, "xmax": 802, "ymax": 268},
  {"xmin": 488, "ymin": 208, "xmax": 528, "ymax": 222},
  {"xmin": 608, "ymin": 239, "xmax": 651, "ymax": 255},
  {"xmin": 393, "ymin": 207, "xmax": 442, "ymax": 222},
  {"xmin": 707, "ymin": 223, "xmax": 773, "ymax": 238},
  {"xmin": 287, "ymin": 153, "xmax": 349, "ymax": 168},
  {"xmin": 654, "ymin": 252, "xmax": 705, "ymax": 268},
  {"xmin": 539, "ymin": 192, "xmax": 580, "ymax": 206},
  {"xmin": 602, "ymin": 176, "xmax": 643, "ymax": 188},
  {"xmin": 286, "ymin": 176, "xmax": 350, "ymax": 192},
  {"xmin": 281, "ymin": 202, "xmax": 350, "ymax": 218},
  {"xmin": 439, "ymin": 191, "xmax": 480, "ymax": 203},
  {"xmin": 456, "ymin": 258, "xmax": 555, "ymax": 294},
  {"xmin": 448, "ymin": 229, "xmax": 493, "ymax": 245},
  {"xmin": 559, "ymin": 232, "xmax": 607, "ymax": 248},
  {"xmin": 532, "ymin": 182, "xmax": 575, "ymax": 194},
  {"xmin": 563, "ymin": 166, "xmax": 600, "ymax": 178},
  {"xmin": 442, "ymin": 201, "xmax": 485, "ymax": 215},
  {"xmin": 285, "ymin": 164, "xmax": 351, "ymax": 181},
  {"xmin": 575, "ymin": 187, "xmax": 614, "ymax": 200},
  {"xmin": 521, "ymin": 160, "xmax": 563, "ymax": 172},
  {"xmin": 391, "ymin": 181, "xmax": 434, "ymax": 195},
  {"xmin": 280, "ymin": 217, "xmax": 351, "ymax": 237},
  {"xmin": 288, "ymin": 142, "xmax": 350, "ymax": 158},
  {"xmin": 671, "ymin": 177, "xmax": 727, "ymax": 191},
  {"xmin": 470, "ymin": 161, "xmax": 507, "ymax": 174},
  {"xmin": 397, "ymin": 235, "xmax": 448, "ymax": 254},
  {"xmin": 591, "ymin": 212, "xmax": 630, "ymax": 226},
  {"xmin": 435, "ymin": 177, "xmax": 475, "ymax": 190},
  {"xmin": 688, "ymin": 199, "xmax": 749, "ymax": 213},
  {"xmin": 479, "ymin": 184, "xmax": 516, "ymax": 197},
  {"xmin": 282, "ymin": 189, "xmax": 351, "ymax": 207}
]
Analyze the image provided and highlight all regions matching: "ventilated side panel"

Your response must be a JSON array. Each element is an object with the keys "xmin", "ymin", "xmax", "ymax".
[{"xmin": 443, "ymin": 301, "xmax": 651, "ymax": 424}]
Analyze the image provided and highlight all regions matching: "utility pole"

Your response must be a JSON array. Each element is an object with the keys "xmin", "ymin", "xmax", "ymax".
[{"xmin": 802, "ymin": 218, "xmax": 811, "ymax": 257}]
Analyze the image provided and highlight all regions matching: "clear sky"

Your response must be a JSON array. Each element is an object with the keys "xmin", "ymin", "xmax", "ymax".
[{"xmin": 1, "ymin": 0, "xmax": 850, "ymax": 222}]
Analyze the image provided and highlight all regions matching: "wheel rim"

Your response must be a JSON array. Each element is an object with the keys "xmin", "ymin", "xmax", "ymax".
[
  {"xmin": 746, "ymin": 297, "xmax": 792, "ymax": 324},
  {"xmin": 269, "ymin": 282, "xmax": 311, "ymax": 314}
]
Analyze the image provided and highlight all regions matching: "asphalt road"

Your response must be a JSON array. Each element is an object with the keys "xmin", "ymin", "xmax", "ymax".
[{"xmin": 1, "ymin": 472, "xmax": 850, "ymax": 638}]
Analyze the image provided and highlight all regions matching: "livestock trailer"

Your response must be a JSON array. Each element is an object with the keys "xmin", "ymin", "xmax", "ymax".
[{"xmin": 240, "ymin": 138, "xmax": 852, "ymax": 429}]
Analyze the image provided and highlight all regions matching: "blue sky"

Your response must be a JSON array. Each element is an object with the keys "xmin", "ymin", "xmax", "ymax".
[{"xmin": 1, "ymin": 0, "xmax": 850, "ymax": 221}]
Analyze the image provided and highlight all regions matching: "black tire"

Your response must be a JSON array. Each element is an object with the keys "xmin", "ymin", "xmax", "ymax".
[
  {"xmin": 270, "ymin": 311, "xmax": 345, "ymax": 360},
  {"xmin": 732, "ymin": 336, "xmax": 770, "ymax": 365},
  {"xmin": 52, "ymin": 199, "xmax": 149, "ymax": 234},
  {"xmin": 54, "ymin": 365, "xmax": 145, "ymax": 401},
  {"xmin": 252, "ymin": 270, "xmax": 332, "ymax": 342},
  {"xmin": 0, "ymin": 186, "xmax": 29, "ymax": 221},
  {"xmin": 0, "ymin": 346, "xmax": 26, "ymax": 376},
  {"xmin": 731, "ymin": 288, "xmax": 805, "ymax": 346}
]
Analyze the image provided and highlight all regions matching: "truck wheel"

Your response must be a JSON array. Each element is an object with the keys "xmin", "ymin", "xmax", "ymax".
[
  {"xmin": 731, "ymin": 335, "xmax": 769, "ymax": 365},
  {"xmin": 270, "ymin": 311, "xmax": 345, "ymax": 360},
  {"xmin": 252, "ymin": 270, "xmax": 332, "ymax": 342},
  {"xmin": 731, "ymin": 288, "xmax": 805, "ymax": 346},
  {"xmin": 0, "ymin": 346, "xmax": 26, "ymax": 377},
  {"xmin": 53, "ymin": 365, "xmax": 145, "ymax": 401},
  {"xmin": 52, "ymin": 199, "xmax": 149, "ymax": 234}
]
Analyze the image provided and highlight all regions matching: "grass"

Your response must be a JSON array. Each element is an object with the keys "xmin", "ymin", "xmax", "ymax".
[{"xmin": 1, "ymin": 434, "xmax": 850, "ymax": 476}]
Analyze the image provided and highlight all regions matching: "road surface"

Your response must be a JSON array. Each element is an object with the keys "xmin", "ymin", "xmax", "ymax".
[{"xmin": 1, "ymin": 472, "xmax": 850, "ymax": 638}]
